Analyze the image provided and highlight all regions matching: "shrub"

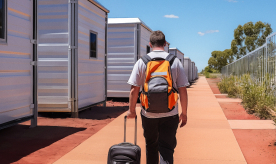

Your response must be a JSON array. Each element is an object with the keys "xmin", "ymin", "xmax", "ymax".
[
  {"xmin": 218, "ymin": 76, "xmax": 228, "ymax": 93},
  {"xmin": 218, "ymin": 75, "xmax": 240, "ymax": 97},
  {"xmin": 219, "ymin": 74, "xmax": 276, "ymax": 120},
  {"xmin": 240, "ymin": 74, "xmax": 259, "ymax": 110}
]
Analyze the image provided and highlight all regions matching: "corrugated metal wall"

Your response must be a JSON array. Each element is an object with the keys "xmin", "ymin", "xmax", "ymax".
[
  {"xmin": 0, "ymin": 0, "xmax": 33, "ymax": 124},
  {"xmin": 77, "ymin": 0, "xmax": 106, "ymax": 108},
  {"xmin": 107, "ymin": 24, "xmax": 137, "ymax": 97},
  {"xmin": 139, "ymin": 26, "xmax": 151, "ymax": 58},
  {"xmin": 37, "ymin": 0, "xmax": 70, "ymax": 112}
]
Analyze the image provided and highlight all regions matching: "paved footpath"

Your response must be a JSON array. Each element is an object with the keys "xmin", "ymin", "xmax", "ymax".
[{"xmin": 54, "ymin": 77, "xmax": 247, "ymax": 164}]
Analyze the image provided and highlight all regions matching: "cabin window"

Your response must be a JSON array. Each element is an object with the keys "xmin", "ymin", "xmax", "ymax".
[
  {"xmin": 0, "ymin": 0, "xmax": 6, "ymax": 42},
  {"xmin": 90, "ymin": 31, "xmax": 97, "ymax": 58},
  {"xmin": 147, "ymin": 45, "xmax": 150, "ymax": 54}
]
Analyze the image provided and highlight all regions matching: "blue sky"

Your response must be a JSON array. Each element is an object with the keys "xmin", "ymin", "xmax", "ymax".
[{"xmin": 99, "ymin": 0, "xmax": 276, "ymax": 71}]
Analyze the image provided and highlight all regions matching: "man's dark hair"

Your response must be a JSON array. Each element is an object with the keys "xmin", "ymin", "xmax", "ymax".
[{"xmin": 150, "ymin": 30, "xmax": 166, "ymax": 47}]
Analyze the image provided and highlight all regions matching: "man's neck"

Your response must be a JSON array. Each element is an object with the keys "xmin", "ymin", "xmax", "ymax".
[{"xmin": 152, "ymin": 47, "xmax": 165, "ymax": 51}]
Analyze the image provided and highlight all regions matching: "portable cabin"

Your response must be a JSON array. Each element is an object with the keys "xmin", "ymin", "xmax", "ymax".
[
  {"xmin": 193, "ymin": 63, "xmax": 196, "ymax": 80},
  {"xmin": 194, "ymin": 66, "xmax": 196, "ymax": 79},
  {"xmin": 191, "ymin": 62, "xmax": 193, "ymax": 81},
  {"xmin": 169, "ymin": 48, "xmax": 184, "ymax": 66},
  {"xmin": 37, "ymin": 0, "xmax": 109, "ymax": 117},
  {"xmin": 164, "ymin": 42, "xmax": 170, "ymax": 53},
  {"xmin": 184, "ymin": 57, "xmax": 192, "ymax": 83},
  {"xmin": 191, "ymin": 61, "xmax": 195, "ymax": 81},
  {"xmin": 107, "ymin": 18, "xmax": 152, "ymax": 98},
  {"xmin": 0, "ymin": 0, "xmax": 37, "ymax": 129},
  {"xmin": 194, "ymin": 66, "xmax": 197, "ymax": 79},
  {"xmin": 193, "ymin": 62, "xmax": 196, "ymax": 80},
  {"xmin": 195, "ymin": 66, "xmax": 198, "ymax": 79},
  {"xmin": 188, "ymin": 60, "xmax": 193, "ymax": 82}
]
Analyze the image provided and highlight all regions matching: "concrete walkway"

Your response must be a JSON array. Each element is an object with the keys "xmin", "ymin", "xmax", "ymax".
[{"xmin": 54, "ymin": 77, "xmax": 247, "ymax": 164}]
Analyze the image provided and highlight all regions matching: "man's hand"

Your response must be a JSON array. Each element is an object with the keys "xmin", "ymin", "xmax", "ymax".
[
  {"xmin": 127, "ymin": 85, "xmax": 140, "ymax": 119},
  {"xmin": 179, "ymin": 87, "xmax": 188, "ymax": 128},
  {"xmin": 126, "ymin": 110, "xmax": 136, "ymax": 119},
  {"xmin": 179, "ymin": 113, "xmax": 187, "ymax": 128}
]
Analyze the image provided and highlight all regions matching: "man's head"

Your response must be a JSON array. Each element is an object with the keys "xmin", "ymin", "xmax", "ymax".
[{"xmin": 149, "ymin": 30, "xmax": 166, "ymax": 48}]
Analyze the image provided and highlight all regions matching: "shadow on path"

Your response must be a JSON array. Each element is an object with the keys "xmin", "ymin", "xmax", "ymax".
[
  {"xmin": 38, "ymin": 106, "xmax": 128, "ymax": 120},
  {"xmin": 0, "ymin": 125, "xmax": 85, "ymax": 164},
  {"xmin": 79, "ymin": 106, "xmax": 128, "ymax": 120}
]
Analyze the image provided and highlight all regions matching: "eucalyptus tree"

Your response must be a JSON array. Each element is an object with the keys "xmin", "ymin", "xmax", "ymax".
[
  {"xmin": 208, "ymin": 49, "xmax": 233, "ymax": 72},
  {"xmin": 231, "ymin": 21, "xmax": 273, "ymax": 59}
]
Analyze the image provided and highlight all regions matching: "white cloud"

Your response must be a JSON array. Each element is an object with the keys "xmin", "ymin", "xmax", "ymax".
[
  {"xmin": 206, "ymin": 30, "xmax": 219, "ymax": 34},
  {"xmin": 227, "ymin": 0, "xmax": 238, "ymax": 2},
  {"xmin": 164, "ymin": 14, "xmax": 179, "ymax": 18},
  {"xmin": 198, "ymin": 32, "xmax": 205, "ymax": 36},
  {"xmin": 198, "ymin": 30, "xmax": 219, "ymax": 36}
]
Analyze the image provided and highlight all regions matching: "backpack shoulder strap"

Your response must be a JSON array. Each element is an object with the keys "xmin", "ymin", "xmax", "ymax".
[
  {"xmin": 141, "ymin": 55, "xmax": 152, "ymax": 65},
  {"xmin": 166, "ymin": 53, "xmax": 178, "ymax": 93},
  {"xmin": 165, "ymin": 53, "xmax": 177, "ymax": 66}
]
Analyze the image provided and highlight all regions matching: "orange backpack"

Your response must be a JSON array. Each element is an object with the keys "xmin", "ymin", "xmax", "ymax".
[{"xmin": 140, "ymin": 54, "xmax": 178, "ymax": 113}]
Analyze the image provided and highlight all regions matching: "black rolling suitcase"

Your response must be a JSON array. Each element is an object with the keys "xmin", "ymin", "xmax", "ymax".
[{"xmin": 107, "ymin": 116, "xmax": 141, "ymax": 164}]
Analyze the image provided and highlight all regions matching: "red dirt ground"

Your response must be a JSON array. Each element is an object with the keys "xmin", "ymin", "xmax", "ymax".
[
  {"xmin": 233, "ymin": 130, "xmax": 276, "ymax": 164},
  {"xmin": 219, "ymin": 102, "xmax": 259, "ymax": 120},
  {"xmin": 206, "ymin": 78, "xmax": 221, "ymax": 94},
  {"xmin": 207, "ymin": 78, "xmax": 276, "ymax": 164},
  {"xmin": 0, "ymin": 100, "xmax": 129, "ymax": 164}
]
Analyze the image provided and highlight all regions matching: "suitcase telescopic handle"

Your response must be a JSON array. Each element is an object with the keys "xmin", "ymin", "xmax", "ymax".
[{"xmin": 124, "ymin": 116, "xmax": 137, "ymax": 145}]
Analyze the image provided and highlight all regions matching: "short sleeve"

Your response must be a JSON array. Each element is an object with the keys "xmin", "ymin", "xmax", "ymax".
[
  {"xmin": 127, "ymin": 59, "xmax": 146, "ymax": 87},
  {"xmin": 175, "ymin": 59, "xmax": 190, "ymax": 88}
]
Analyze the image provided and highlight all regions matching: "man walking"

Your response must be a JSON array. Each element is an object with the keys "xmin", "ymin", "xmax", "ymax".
[{"xmin": 126, "ymin": 30, "xmax": 189, "ymax": 164}]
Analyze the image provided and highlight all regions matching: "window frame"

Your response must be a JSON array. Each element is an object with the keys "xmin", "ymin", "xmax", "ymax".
[
  {"xmin": 0, "ymin": 0, "xmax": 7, "ymax": 44},
  {"xmin": 146, "ymin": 45, "xmax": 150, "ymax": 54},
  {"xmin": 89, "ymin": 30, "xmax": 98, "ymax": 59}
]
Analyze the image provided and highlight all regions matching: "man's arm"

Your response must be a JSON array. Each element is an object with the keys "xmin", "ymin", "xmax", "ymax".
[
  {"xmin": 179, "ymin": 87, "xmax": 188, "ymax": 127},
  {"xmin": 126, "ymin": 85, "xmax": 140, "ymax": 118}
]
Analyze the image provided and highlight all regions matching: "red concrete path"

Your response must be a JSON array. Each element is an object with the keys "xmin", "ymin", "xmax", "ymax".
[{"xmin": 54, "ymin": 77, "xmax": 246, "ymax": 164}]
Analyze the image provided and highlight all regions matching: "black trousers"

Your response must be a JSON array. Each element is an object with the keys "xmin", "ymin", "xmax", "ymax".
[{"xmin": 141, "ymin": 113, "xmax": 179, "ymax": 164}]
